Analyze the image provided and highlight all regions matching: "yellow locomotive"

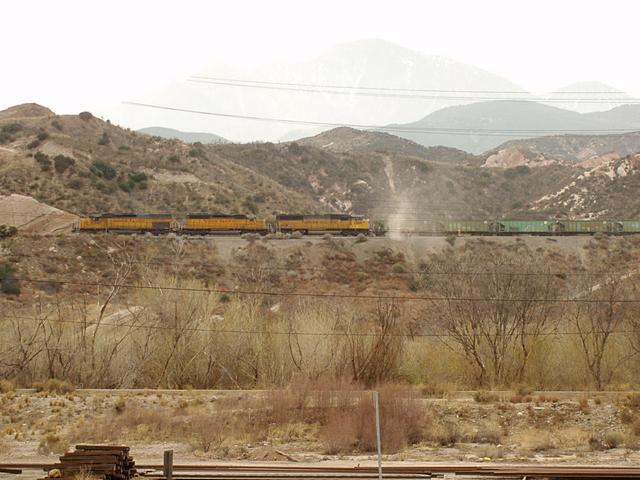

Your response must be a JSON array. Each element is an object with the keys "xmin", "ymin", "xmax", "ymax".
[
  {"xmin": 77, "ymin": 213, "xmax": 176, "ymax": 233},
  {"xmin": 76, "ymin": 212, "xmax": 371, "ymax": 236},
  {"xmin": 275, "ymin": 214, "xmax": 369, "ymax": 235},
  {"xmin": 182, "ymin": 214, "xmax": 268, "ymax": 234}
]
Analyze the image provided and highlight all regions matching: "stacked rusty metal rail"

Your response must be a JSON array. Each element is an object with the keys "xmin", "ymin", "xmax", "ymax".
[
  {"xmin": 45, "ymin": 445, "xmax": 136, "ymax": 480},
  {"xmin": 133, "ymin": 463, "xmax": 640, "ymax": 479},
  {"xmin": 5, "ymin": 461, "xmax": 640, "ymax": 480}
]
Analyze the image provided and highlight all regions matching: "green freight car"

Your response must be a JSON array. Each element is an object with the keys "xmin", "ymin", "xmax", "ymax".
[
  {"xmin": 443, "ymin": 220, "xmax": 493, "ymax": 234},
  {"xmin": 495, "ymin": 220, "xmax": 554, "ymax": 234},
  {"xmin": 557, "ymin": 220, "xmax": 612, "ymax": 234},
  {"xmin": 620, "ymin": 221, "xmax": 640, "ymax": 233}
]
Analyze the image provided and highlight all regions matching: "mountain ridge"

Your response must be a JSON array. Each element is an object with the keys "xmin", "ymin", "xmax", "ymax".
[{"xmin": 138, "ymin": 126, "xmax": 228, "ymax": 144}]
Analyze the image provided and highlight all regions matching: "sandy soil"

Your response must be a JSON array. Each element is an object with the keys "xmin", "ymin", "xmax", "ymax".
[
  {"xmin": 0, "ymin": 194, "xmax": 77, "ymax": 234},
  {"xmin": 1, "ymin": 390, "xmax": 640, "ymax": 468}
]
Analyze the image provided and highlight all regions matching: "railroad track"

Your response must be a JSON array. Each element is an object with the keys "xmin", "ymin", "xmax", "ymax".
[{"xmin": 4, "ymin": 462, "xmax": 640, "ymax": 479}]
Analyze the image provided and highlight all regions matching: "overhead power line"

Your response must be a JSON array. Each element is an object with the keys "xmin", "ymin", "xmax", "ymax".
[
  {"xmin": 4, "ymin": 313, "xmax": 640, "ymax": 339},
  {"xmin": 123, "ymin": 102, "xmax": 640, "ymax": 137},
  {"xmin": 189, "ymin": 76, "xmax": 630, "ymax": 96},
  {"xmin": 2, "ymin": 251, "xmax": 625, "ymax": 277},
  {"xmin": 188, "ymin": 77, "xmax": 639, "ymax": 104},
  {"xmin": 12, "ymin": 275, "xmax": 640, "ymax": 304}
]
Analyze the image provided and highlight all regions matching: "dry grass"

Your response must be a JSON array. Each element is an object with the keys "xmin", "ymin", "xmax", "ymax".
[
  {"xmin": 38, "ymin": 433, "xmax": 69, "ymax": 455},
  {"xmin": 34, "ymin": 379, "xmax": 74, "ymax": 394},
  {"xmin": 0, "ymin": 379, "xmax": 15, "ymax": 393},
  {"xmin": 473, "ymin": 391, "xmax": 499, "ymax": 403}
]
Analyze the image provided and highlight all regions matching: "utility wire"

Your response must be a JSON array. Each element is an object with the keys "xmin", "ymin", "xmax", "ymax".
[
  {"xmin": 122, "ymin": 102, "xmax": 640, "ymax": 137},
  {"xmin": 189, "ymin": 76, "xmax": 630, "ymax": 96},
  {"xmin": 188, "ymin": 78, "xmax": 640, "ymax": 104},
  {"xmin": 1, "ymin": 251, "xmax": 623, "ymax": 277},
  {"xmin": 11, "ymin": 275, "xmax": 640, "ymax": 303},
  {"xmin": 3, "ymin": 313, "xmax": 640, "ymax": 339}
]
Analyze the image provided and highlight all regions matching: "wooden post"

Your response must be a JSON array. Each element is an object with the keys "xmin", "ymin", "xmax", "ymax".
[{"xmin": 163, "ymin": 450, "xmax": 173, "ymax": 480}]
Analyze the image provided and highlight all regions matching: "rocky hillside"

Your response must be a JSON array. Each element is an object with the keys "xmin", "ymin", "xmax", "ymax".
[
  {"xmin": 531, "ymin": 154, "xmax": 640, "ymax": 218},
  {"xmin": 2, "ymin": 103, "xmax": 640, "ymax": 224},
  {"xmin": 296, "ymin": 127, "xmax": 475, "ymax": 164},
  {"xmin": 0, "ymin": 104, "xmax": 318, "ymax": 216},
  {"xmin": 486, "ymin": 131, "xmax": 640, "ymax": 163}
]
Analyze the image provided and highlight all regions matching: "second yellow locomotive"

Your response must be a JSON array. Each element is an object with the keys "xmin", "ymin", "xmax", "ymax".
[{"xmin": 182, "ymin": 214, "xmax": 268, "ymax": 234}]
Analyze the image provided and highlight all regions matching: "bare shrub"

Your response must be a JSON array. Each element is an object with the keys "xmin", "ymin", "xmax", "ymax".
[
  {"xmin": 473, "ymin": 391, "xmax": 498, "ymax": 403},
  {"xmin": 571, "ymin": 276, "xmax": 632, "ymax": 390},
  {"xmin": 0, "ymin": 379, "xmax": 15, "ymax": 393},
  {"xmin": 603, "ymin": 431, "xmax": 625, "ymax": 449},
  {"xmin": 429, "ymin": 420, "xmax": 461, "ymax": 446},
  {"xmin": 336, "ymin": 301, "xmax": 406, "ymax": 386},
  {"xmin": 38, "ymin": 433, "xmax": 68, "ymax": 455},
  {"xmin": 429, "ymin": 252, "xmax": 561, "ymax": 387},
  {"xmin": 190, "ymin": 414, "xmax": 228, "ymax": 453},
  {"xmin": 34, "ymin": 379, "xmax": 74, "ymax": 394},
  {"xmin": 319, "ymin": 385, "xmax": 427, "ymax": 454},
  {"xmin": 465, "ymin": 424, "xmax": 502, "ymax": 444}
]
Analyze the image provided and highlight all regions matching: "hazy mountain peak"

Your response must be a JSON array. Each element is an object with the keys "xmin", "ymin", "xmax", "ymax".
[
  {"xmin": 114, "ymin": 39, "xmax": 526, "ymax": 142},
  {"xmin": 138, "ymin": 126, "xmax": 227, "ymax": 144}
]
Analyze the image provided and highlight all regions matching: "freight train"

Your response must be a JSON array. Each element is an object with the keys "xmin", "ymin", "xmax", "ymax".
[
  {"xmin": 75, "ymin": 213, "xmax": 640, "ymax": 236},
  {"xmin": 76, "ymin": 213, "xmax": 370, "ymax": 235}
]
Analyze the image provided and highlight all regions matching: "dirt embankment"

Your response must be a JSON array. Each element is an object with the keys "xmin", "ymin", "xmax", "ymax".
[{"xmin": 0, "ymin": 194, "xmax": 78, "ymax": 234}]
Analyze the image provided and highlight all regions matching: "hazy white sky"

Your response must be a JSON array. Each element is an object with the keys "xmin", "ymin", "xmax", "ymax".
[{"xmin": 2, "ymin": 0, "xmax": 639, "ymax": 116}]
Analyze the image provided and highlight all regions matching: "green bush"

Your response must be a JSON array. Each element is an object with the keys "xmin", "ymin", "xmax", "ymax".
[
  {"xmin": 128, "ymin": 171, "xmax": 147, "ymax": 183},
  {"xmin": 0, "ymin": 131, "xmax": 12, "ymax": 144},
  {"xmin": 0, "ymin": 225, "xmax": 17, "ymax": 238},
  {"xmin": 392, "ymin": 262, "xmax": 407, "ymax": 273},
  {"xmin": 94, "ymin": 180, "xmax": 115, "ymax": 194},
  {"xmin": 27, "ymin": 139, "xmax": 40, "ymax": 149},
  {"xmin": 603, "ymin": 431, "xmax": 625, "ymax": 449},
  {"xmin": 504, "ymin": 165, "xmax": 531, "ymax": 178},
  {"xmin": 90, "ymin": 160, "xmax": 117, "ymax": 179},
  {"xmin": 53, "ymin": 155, "xmax": 75, "ymax": 174},
  {"xmin": 417, "ymin": 162, "xmax": 431, "ymax": 174},
  {"xmin": 1, "ymin": 123, "xmax": 22, "ymax": 134},
  {"xmin": 97, "ymin": 132, "xmax": 110, "ymax": 145},
  {"xmin": 242, "ymin": 198, "xmax": 258, "ymax": 214},
  {"xmin": 118, "ymin": 179, "xmax": 134, "ymax": 192},
  {"xmin": 37, "ymin": 130, "xmax": 49, "ymax": 141},
  {"xmin": 0, "ymin": 263, "xmax": 20, "ymax": 295},
  {"xmin": 67, "ymin": 178, "xmax": 83, "ymax": 189},
  {"xmin": 287, "ymin": 142, "xmax": 302, "ymax": 155},
  {"xmin": 34, "ymin": 151, "xmax": 51, "ymax": 170}
]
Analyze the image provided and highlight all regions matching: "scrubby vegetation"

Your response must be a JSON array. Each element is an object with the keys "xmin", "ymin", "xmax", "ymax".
[
  {"xmin": 1, "ymin": 235, "xmax": 640, "ymax": 392},
  {"xmin": 0, "ymin": 225, "xmax": 17, "ymax": 238},
  {"xmin": 0, "ymin": 263, "xmax": 20, "ymax": 295}
]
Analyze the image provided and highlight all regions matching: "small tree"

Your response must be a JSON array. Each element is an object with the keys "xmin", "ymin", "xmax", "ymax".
[
  {"xmin": 0, "ymin": 263, "xmax": 20, "ymax": 295},
  {"xmin": 571, "ymin": 275, "xmax": 632, "ymax": 390},
  {"xmin": 97, "ymin": 132, "xmax": 110, "ymax": 145},
  {"xmin": 53, "ymin": 155, "xmax": 75, "ymax": 173},
  {"xmin": 0, "ymin": 225, "xmax": 18, "ymax": 238},
  {"xmin": 91, "ymin": 160, "xmax": 117, "ymax": 179}
]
